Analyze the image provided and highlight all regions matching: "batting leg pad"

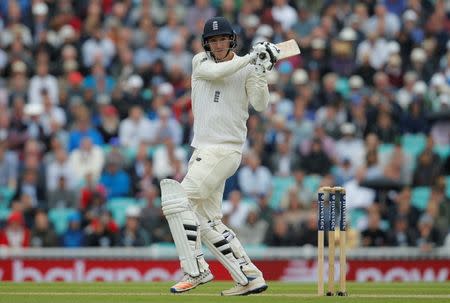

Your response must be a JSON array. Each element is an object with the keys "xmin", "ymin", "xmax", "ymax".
[
  {"xmin": 201, "ymin": 220, "xmax": 263, "ymax": 285},
  {"xmin": 161, "ymin": 179, "xmax": 207, "ymax": 277}
]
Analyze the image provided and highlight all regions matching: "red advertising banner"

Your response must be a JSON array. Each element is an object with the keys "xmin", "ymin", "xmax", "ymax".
[{"xmin": 0, "ymin": 259, "xmax": 448, "ymax": 282}]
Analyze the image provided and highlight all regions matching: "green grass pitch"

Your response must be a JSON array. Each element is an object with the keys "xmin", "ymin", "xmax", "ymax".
[{"xmin": 0, "ymin": 282, "xmax": 449, "ymax": 303}]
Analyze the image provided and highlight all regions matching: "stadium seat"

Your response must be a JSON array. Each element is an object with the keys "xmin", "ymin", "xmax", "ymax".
[
  {"xmin": 123, "ymin": 147, "xmax": 137, "ymax": 163},
  {"xmin": 0, "ymin": 187, "xmax": 14, "ymax": 209},
  {"xmin": 401, "ymin": 133, "xmax": 426, "ymax": 158},
  {"xmin": 445, "ymin": 176, "xmax": 450, "ymax": 199},
  {"xmin": 48, "ymin": 208, "xmax": 78, "ymax": 235},
  {"xmin": 303, "ymin": 174, "xmax": 322, "ymax": 194},
  {"xmin": 269, "ymin": 176, "xmax": 295, "ymax": 208},
  {"xmin": 433, "ymin": 144, "xmax": 450, "ymax": 160},
  {"xmin": 349, "ymin": 208, "xmax": 366, "ymax": 229},
  {"xmin": 411, "ymin": 186, "xmax": 431, "ymax": 211},
  {"xmin": 107, "ymin": 197, "xmax": 140, "ymax": 227},
  {"xmin": 378, "ymin": 143, "xmax": 394, "ymax": 156},
  {"xmin": 0, "ymin": 208, "xmax": 11, "ymax": 222}
]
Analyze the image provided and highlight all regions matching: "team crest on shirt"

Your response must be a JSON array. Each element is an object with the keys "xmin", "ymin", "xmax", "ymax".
[{"xmin": 212, "ymin": 21, "xmax": 218, "ymax": 30}]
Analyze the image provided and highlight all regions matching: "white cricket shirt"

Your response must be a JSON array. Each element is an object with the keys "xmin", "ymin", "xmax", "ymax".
[{"xmin": 191, "ymin": 52, "xmax": 269, "ymax": 152}]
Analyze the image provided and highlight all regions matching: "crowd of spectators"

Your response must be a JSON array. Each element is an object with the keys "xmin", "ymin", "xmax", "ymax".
[{"xmin": 0, "ymin": 0, "xmax": 449, "ymax": 252}]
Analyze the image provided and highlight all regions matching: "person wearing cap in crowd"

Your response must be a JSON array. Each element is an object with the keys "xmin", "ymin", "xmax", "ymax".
[
  {"xmin": 31, "ymin": 2, "xmax": 49, "ymax": 43},
  {"xmin": 117, "ymin": 205, "xmax": 150, "ymax": 247},
  {"xmin": 0, "ymin": 211, "xmax": 30, "ymax": 247},
  {"xmin": 330, "ymin": 27, "xmax": 358, "ymax": 77},
  {"xmin": 307, "ymin": 38, "xmax": 330, "ymax": 79},
  {"xmin": 121, "ymin": 74, "xmax": 146, "ymax": 115},
  {"xmin": 409, "ymin": 47, "xmax": 433, "ymax": 82}
]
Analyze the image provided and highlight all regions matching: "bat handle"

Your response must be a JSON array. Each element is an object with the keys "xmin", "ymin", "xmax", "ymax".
[{"xmin": 258, "ymin": 53, "xmax": 267, "ymax": 60}]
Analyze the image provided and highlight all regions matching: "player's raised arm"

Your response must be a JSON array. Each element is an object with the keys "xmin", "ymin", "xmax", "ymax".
[
  {"xmin": 192, "ymin": 52, "xmax": 254, "ymax": 81},
  {"xmin": 247, "ymin": 42, "xmax": 280, "ymax": 111}
]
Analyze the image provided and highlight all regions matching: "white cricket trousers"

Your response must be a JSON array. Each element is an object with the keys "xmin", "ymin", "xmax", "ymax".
[{"xmin": 181, "ymin": 146, "xmax": 241, "ymax": 222}]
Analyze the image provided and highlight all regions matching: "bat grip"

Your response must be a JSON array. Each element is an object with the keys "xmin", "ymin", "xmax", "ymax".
[{"xmin": 258, "ymin": 52, "xmax": 267, "ymax": 60}]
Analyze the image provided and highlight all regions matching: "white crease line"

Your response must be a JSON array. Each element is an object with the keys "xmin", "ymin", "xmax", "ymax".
[{"xmin": 0, "ymin": 292, "xmax": 449, "ymax": 298}]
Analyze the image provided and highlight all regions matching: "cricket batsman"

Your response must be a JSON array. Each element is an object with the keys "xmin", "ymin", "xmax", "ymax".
[{"xmin": 160, "ymin": 16, "xmax": 280, "ymax": 296}]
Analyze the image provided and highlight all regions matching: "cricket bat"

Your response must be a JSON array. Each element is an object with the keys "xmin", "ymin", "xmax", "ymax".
[
  {"xmin": 258, "ymin": 39, "xmax": 301, "ymax": 61},
  {"xmin": 276, "ymin": 39, "xmax": 301, "ymax": 59}
]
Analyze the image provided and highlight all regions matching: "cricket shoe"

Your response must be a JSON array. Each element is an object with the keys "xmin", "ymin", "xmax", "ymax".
[
  {"xmin": 221, "ymin": 276, "xmax": 268, "ymax": 296},
  {"xmin": 170, "ymin": 270, "xmax": 214, "ymax": 293}
]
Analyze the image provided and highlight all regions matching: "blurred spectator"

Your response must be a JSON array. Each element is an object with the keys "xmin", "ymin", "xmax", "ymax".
[
  {"xmin": 0, "ymin": 140, "xmax": 19, "ymax": 190},
  {"xmin": 140, "ymin": 186, "xmax": 171, "ymax": 243},
  {"xmin": 287, "ymin": 97, "xmax": 314, "ymax": 150},
  {"xmin": 62, "ymin": 212, "xmax": 85, "ymax": 248},
  {"xmin": 412, "ymin": 150, "xmax": 442, "ymax": 187},
  {"xmin": 297, "ymin": 212, "xmax": 318, "ymax": 246},
  {"xmin": 99, "ymin": 157, "xmax": 130, "ymax": 199},
  {"xmin": 335, "ymin": 123, "xmax": 365, "ymax": 169},
  {"xmin": 0, "ymin": 211, "xmax": 30, "ymax": 247},
  {"xmin": 96, "ymin": 105, "xmax": 120, "ymax": 144},
  {"xmin": 271, "ymin": 0, "xmax": 298, "ymax": 31},
  {"xmin": 386, "ymin": 215, "xmax": 417, "ymax": 247},
  {"xmin": 28, "ymin": 60, "xmax": 58, "ymax": 105},
  {"xmin": 255, "ymin": 193, "xmax": 275, "ymax": 228},
  {"xmin": 235, "ymin": 205, "xmax": 269, "ymax": 245},
  {"xmin": 81, "ymin": 28, "xmax": 116, "ymax": 68},
  {"xmin": 361, "ymin": 206, "xmax": 388, "ymax": 247},
  {"xmin": 119, "ymin": 106, "xmax": 156, "ymax": 149},
  {"xmin": 238, "ymin": 152, "xmax": 272, "ymax": 199},
  {"xmin": 47, "ymin": 176, "xmax": 77, "ymax": 209},
  {"xmin": 134, "ymin": 35, "xmax": 164, "ymax": 72},
  {"xmin": 268, "ymin": 138, "xmax": 299, "ymax": 177},
  {"xmin": 356, "ymin": 32, "xmax": 389, "ymax": 69},
  {"xmin": 14, "ymin": 168, "xmax": 46, "ymax": 209},
  {"xmin": 344, "ymin": 167, "xmax": 376, "ymax": 210},
  {"xmin": 416, "ymin": 214, "xmax": 442, "ymax": 252},
  {"xmin": 153, "ymin": 137, "xmax": 187, "ymax": 182},
  {"xmin": 185, "ymin": 0, "xmax": 215, "ymax": 35},
  {"xmin": 369, "ymin": 111, "xmax": 399, "ymax": 144},
  {"xmin": 68, "ymin": 106, "xmax": 104, "ymax": 151},
  {"xmin": 83, "ymin": 63, "xmax": 116, "ymax": 96},
  {"xmin": 333, "ymin": 158, "xmax": 355, "ymax": 186},
  {"xmin": 300, "ymin": 138, "xmax": 333, "ymax": 175},
  {"xmin": 156, "ymin": 11, "xmax": 184, "ymax": 51},
  {"xmin": 280, "ymin": 188, "xmax": 306, "ymax": 231},
  {"xmin": 153, "ymin": 106, "xmax": 183, "ymax": 145},
  {"xmin": 30, "ymin": 209, "xmax": 58, "ymax": 247},
  {"xmin": 387, "ymin": 187, "xmax": 421, "ymax": 232},
  {"xmin": 364, "ymin": 149, "xmax": 384, "ymax": 180},
  {"xmin": 128, "ymin": 143, "xmax": 155, "ymax": 196},
  {"xmin": 85, "ymin": 216, "xmax": 117, "ymax": 247},
  {"xmin": 117, "ymin": 206, "xmax": 150, "ymax": 247},
  {"xmin": 69, "ymin": 137, "xmax": 104, "ymax": 185},
  {"xmin": 163, "ymin": 37, "xmax": 193, "ymax": 75},
  {"xmin": 46, "ymin": 147, "xmax": 75, "ymax": 192},
  {"xmin": 222, "ymin": 190, "xmax": 250, "ymax": 230},
  {"xmin": 264, "ymin": 215, "xmax": 295, "ymax": 246},
  {"xmin": 363, "ymin": 2, "xmax": 400, "ymax": 39}
]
